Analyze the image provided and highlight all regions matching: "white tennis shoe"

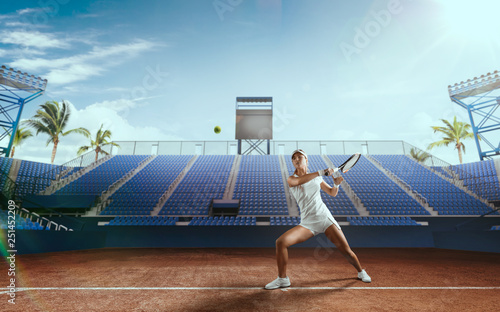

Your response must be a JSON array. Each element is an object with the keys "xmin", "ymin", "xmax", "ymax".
[
  {"xmin": 265, "ymin": 276, "xmax": 291, "ymax": 289},
  {"xmin": 358, "ymin": 269, "xmax": 371, "ymax": 283}
]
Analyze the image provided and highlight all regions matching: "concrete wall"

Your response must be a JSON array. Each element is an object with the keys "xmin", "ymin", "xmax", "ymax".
[{"xmin": 8, "ymin": 218, "xmax": 499, "ymax": 254}]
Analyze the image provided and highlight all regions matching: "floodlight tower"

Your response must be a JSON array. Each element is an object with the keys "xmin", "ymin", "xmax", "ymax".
[
  {"xmin": 0, "ymin": 65, "xmax": 47, "ymax": 158},
  {"xmin": 235, "ymin": 97, "xmax": 273, "ymax": 155},
  {"xmin": 448, "ymin": 70, "xmax": 500, "ymax": 160}
]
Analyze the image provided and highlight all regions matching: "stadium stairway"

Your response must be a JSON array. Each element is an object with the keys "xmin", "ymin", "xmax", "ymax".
[
  {"xmin": 365, "ymin": 155, "xmax": 438, "ymax": 216},
  {"xmin": 7, "ymin": 159, "xmax": 22, "ymax": 182},
  {"xmin": 150, "ymin": 155, "xmax": 199, "ymax": 216},
  {"xmin": 55, "ymin": 164, "xmax": 78, "ymax": 182},
  {"xmin": 223, "ymin": 154, "xmax": 241, "ymax": 199},
  {"xmin": 88, "ymin": 155, "xmax": 157, "ymax": 216},
  {"xmin": 99, "ymin": 155, "xmax": 156, "ymax": 202},
  {"xmin": 435, "ymin": 166, "xmax": 460, "ymax": 180},
  {"xmin": 41, "ymin": 154, "xmax": 114, "ymax": 195},
  {"xmin": 279, "ymin": 154, "xmax": 299, "ymax": 216},
  {"xmin": 321, "ymin": 155, "xmax": 369, "ymax": 216},
  {"xmin": 494, "ymin": 159, "xmax": 500, "ymax": 182}
]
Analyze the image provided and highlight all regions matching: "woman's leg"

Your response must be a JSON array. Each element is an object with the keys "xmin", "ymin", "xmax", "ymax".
[
  {"xmin": 324, "ymin": 224, "xmax": 363, "ymax": 272},
  {"xmin": 276, "ymin": 225, "xmax": 314, "ymax": 277}
]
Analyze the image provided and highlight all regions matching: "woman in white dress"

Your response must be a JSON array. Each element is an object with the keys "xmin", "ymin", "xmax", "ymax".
[{"xmin": 265, "ymin": 149, "xmax": 371, "ymax": 289}]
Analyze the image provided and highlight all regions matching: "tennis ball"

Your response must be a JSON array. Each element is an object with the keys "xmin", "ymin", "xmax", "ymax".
[{"xmin": 214, "ymin": 126, "xmax": 221, "ymax": 134}]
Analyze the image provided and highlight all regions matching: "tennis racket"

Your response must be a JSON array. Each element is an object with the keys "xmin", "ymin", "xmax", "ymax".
[{"xmin": 325, "ymin": 153, "xmax": 361, "ymax": 175}]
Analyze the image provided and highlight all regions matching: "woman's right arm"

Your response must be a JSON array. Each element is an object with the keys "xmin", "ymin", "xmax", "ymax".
[{"xmin": 287, "ymin": 172, "xmax": 320, "ymax": 187}]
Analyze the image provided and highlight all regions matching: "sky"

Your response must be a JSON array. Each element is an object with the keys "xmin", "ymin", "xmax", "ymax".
[{"xmin": 1, "ymin": 0, "xmax": 500, "ymax": 165}]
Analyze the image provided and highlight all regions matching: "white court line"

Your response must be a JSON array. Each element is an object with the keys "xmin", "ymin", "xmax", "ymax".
[{"xmin": 2, "ymin": 286, "xmax": 500, "ymax": 294}]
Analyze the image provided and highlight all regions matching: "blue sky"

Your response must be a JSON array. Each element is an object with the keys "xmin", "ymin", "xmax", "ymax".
[{"xmin": 1, "ymin": 0, "xmax": 500, "ymax": 165}]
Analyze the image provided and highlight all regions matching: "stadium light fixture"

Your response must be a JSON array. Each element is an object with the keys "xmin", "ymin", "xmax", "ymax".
[
  {"xmin": 0, "ymin": 65, "xmax": 48, "ymax": 94},
  {"xmin": 448, "ymin": 69, "xmax": 500, "ymax": 160},
  {"xmin": 0, "ymin": 65, "xmax": 48, "ymax": 158}
]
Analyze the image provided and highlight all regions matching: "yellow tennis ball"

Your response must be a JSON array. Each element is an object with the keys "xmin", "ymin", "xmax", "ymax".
[{"xmin": 214, "ymin": 126, "xmax": 221, "ymax": 134}]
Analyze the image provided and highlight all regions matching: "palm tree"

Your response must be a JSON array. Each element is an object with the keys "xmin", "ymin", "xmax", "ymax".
[
  {"xmin": 409, "ymin": 147, "xmax": 431, "ymax": 164},
  {"xmin": 24, "ymin": 100, "xmax": 90, "ymax": 164},
  {"xmin": 10, "ymin": 126, "xmax": 34, "ymax": 158},
  {"xmin": 3, "ymin": 126, "xmax": 33, "ymax": 158},
  {"xmin": 77, "ymin": 124, "xmax": 120, "ymax": 162},
  {"xmin": 427, "ymin": 116, "xmax": 476, "ymax": 164}
]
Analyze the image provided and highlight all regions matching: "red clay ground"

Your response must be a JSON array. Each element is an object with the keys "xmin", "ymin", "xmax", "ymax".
[{"xmin": 2, "ymin": 248, "xmax": 500, "ymax": 311}]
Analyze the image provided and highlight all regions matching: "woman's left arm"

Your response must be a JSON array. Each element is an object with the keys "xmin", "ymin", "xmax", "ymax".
[{"xmin": 320, "ymin": 176, "xmax": 344, "ymax": 197}]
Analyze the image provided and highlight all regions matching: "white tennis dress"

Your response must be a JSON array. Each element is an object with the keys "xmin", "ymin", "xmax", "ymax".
[{"xmin": 289, "ymin": 174, "xmax": 341, "ymax": 236}]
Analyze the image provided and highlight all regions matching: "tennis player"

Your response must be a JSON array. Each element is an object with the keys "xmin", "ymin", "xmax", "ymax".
[{"xmin": 265, "ymin": 149, "xmax": 371, "ymax": 289}]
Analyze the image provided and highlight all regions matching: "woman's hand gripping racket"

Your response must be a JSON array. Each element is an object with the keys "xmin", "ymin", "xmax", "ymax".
[
  {"xmin": 318, "ymin": 153, "xmax": 361, "ymax": 176},
  {"xmin": 333, "ymin": 152, "xmax": 361, "ymax": 174}
]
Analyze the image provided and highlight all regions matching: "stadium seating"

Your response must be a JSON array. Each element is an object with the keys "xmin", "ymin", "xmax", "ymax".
[
  {"xmin": 56, "ymin": 155, "xmax": 148, "ymax": 195},
  {"xmin": 372, "ymin": 155, "xmax": 496, "ymax": 215},
  {"xmin": 330, "ymin": 155, "xmax": 429, "ymax": 215},
  {"xmin": 5, "ymin": 153, "xmax": 500, "ymax": 222},
  {"xmin": 270, "ymin": 216, "xmax": 300, "ymax": 226},
  {"xmin": 453, "ymin": 160, "xmax": 500, "ymax": 201},
  {"xmin": 233, "ymin": 155, "xmax": 288, "ymax": 215},
  {"xmin": 347, "ymin": 216, "xmax": 421, "ymax": 226},
  {"xmin": 0, "ymin": 157, "xmax": 13, "ymax": 190},
  {"xmin": 15, "ymin": 160, "xmax": 59, "ymax": 196},
  {"xmin": 59, "ymin": 166, "xmax": 83, "ymax": 180},
  {"xmin": 101, "ymin": 155, "xmax": 192, "ymax": 215},
  {"xmin": 431, "ymin": 166, "xmax": 455, "ymax": 180},
  {"xmin": 188, "ymin": 216, "xmax": 256, "ymax": 226},
  {"xmin": 106, "ymin": 216, "xmax": 179, "ymax": 226},
  {"xmin": 0, "ymin": 210, "xmax": 45, "ymax": 230},
  {"xmin": 160, "ymin": 155, "xmax": 234, "ymax": 215}
]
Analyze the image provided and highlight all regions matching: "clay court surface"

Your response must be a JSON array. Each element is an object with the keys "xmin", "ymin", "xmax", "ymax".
[{"xmin": 3, "ymin": 247, "xmax": 500, "ymax": 311}]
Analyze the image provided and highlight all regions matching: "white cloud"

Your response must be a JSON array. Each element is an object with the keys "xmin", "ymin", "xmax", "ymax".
[
  {"xmin": 10, "ymin": 39, "xmax": 159, "ymax": 85},
  {"xmin": 85, "ymin": 99, "xmax": 140, "ymax": 114},
  {"xmin": 0, "ymin": 47, "xmax": 47, "ymax": 58},
  {"xmin": 11, "ymin": 40, "xmax": 157, "ymax": 71},
  {"xmin": 4, "ymin": 21, "xmax": 49, "ymax": 28},
  {"xmin": 67, "ymin": 100, "xmax": 183, "ymax": 154},
  {"xmin": 45, "ymin": 85, "xmax": 84, "ymax": 97},
  {"xmin": 16, "ymin": 8, "xmax": 45, "ymax": 15},
  {"xmin": 45, "ymin": 64, "xmax": 104, "ymax": 85},
  {"xmin": 0, "ymin": 30, "xmax": 69, "ymax": 49},
  {"xmin": 14, "ymin": 99, "xmax": 183, "ymax": 164}
]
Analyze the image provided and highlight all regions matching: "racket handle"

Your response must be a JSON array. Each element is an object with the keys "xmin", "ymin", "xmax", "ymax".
[
  {"xmin": 319, "ymin": 168, "xmax": 338, "ymax": 176},
  {"xmin": 318, "ymin": 169, "xmax": 329, "ymax": 176}
]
